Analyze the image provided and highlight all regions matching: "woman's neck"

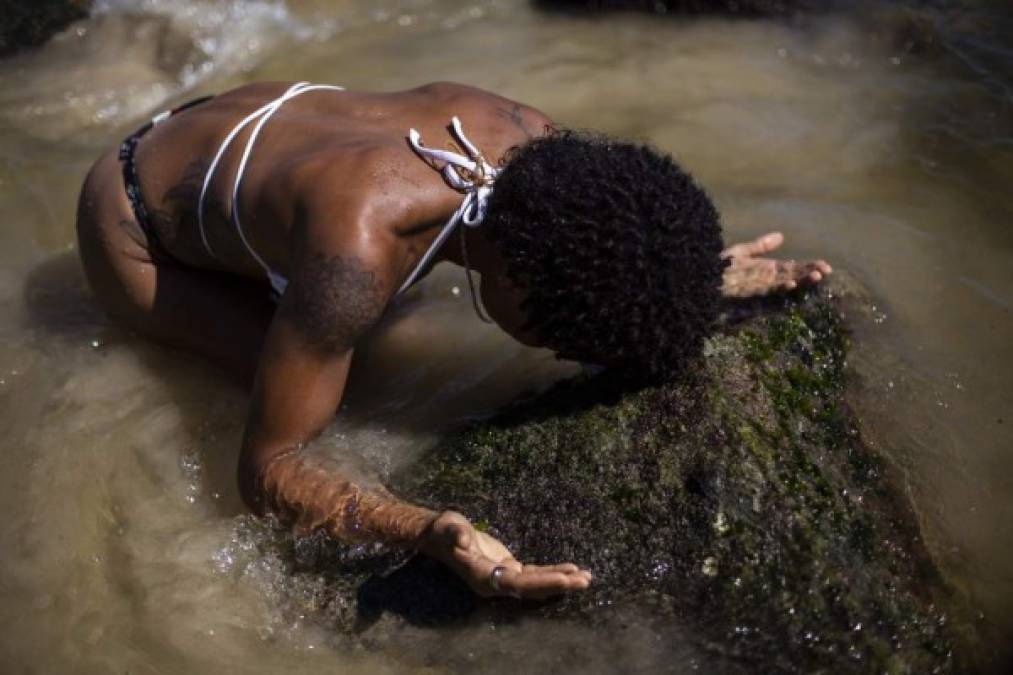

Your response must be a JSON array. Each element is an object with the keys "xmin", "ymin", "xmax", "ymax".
[{"xmin": 437, "ymin": 224, "xmax": 502, "ymax": 278}]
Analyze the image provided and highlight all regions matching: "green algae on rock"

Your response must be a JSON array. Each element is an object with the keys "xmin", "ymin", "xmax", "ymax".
[
  {"xmin": 221, "ymin": 288, "xmax": 963, "ymax": 672},
  {"xmin": 397, "ymin": 289, "xmax": 960, "ymax": 672}
]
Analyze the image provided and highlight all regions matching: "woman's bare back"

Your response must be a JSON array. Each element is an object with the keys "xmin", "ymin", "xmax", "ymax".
[{"xmin": 128, "ymin": 81, "xmax": 550, "ymax": 283}]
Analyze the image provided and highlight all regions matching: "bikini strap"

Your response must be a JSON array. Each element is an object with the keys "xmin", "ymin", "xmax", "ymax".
[
  {"xmin": 398, "ymin": 117, "xmax": 501, "ymax": 298},
  {"xmin": 197, "ymin": 82, "xmax": 345, "ymax": 288}
]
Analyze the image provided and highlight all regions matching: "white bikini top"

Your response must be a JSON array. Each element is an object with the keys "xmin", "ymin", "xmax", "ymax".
[{"xmin": 195, "ymin": 81, "xmax": 499, "ymax": 306}]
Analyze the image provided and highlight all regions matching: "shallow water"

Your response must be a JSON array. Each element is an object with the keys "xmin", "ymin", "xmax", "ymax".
[{"xmin": 0, "ymin": 0, "xmax": 1011, "ymax": 671}]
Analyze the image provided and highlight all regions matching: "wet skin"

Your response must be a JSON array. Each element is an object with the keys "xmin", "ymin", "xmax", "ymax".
[{"xmin": 75, "ymin": 81, "xmax": 829, "ymax": 600}]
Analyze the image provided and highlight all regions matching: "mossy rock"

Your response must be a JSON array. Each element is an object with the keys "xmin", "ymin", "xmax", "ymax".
[
  {"xmin": 0, "ymin": 0, "xmax": 91, "ymax": 57},
  {"xmin": 398, "ymin": 288, "xmax": 964, "ymax": 670},
  {"xmin": 532, "ymin": 0, "xmax": 818, "ymax": 17},
  {"xmin": 234, "ymin": 288, "xmax": 968, "ymax": 672}
]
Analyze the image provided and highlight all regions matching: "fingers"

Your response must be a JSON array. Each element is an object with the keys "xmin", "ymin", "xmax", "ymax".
[
  {"xmin": 533, "ymin": 562, "xmax": 582, "ymax": 574},
  {"xmin": 785, "ymin": 260, "xmax": 832, "ymax": 288},
  {"xmin": 721, "ymin": 231, "xmax": 785, "ymax": 260},
  {"xmin": 492, "ymin": 563, "xmax": 593, "ymax": 600},
  {"xmin": 812, "ymin": 259, "xmax": 833, "ymax": 275},
  {"xmin": 429, "ymin": 514, "xmax": 593, "ymax": 601},
  {"xmin": 748, "ymin": 231, "xmax": 785, "ymax": 255}
]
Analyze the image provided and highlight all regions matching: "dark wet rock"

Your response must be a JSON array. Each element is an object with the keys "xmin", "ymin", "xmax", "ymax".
[
  {"xmin": 532, "ymin": 0, "xmax": 819, "ymax": 17},
  {"xmin": 0, "ymin": 0, "xmax": 91, "ymax": 57},
  {"xmin": 231, "ymin": 287, "xmax": 971, "ymax": 672}
]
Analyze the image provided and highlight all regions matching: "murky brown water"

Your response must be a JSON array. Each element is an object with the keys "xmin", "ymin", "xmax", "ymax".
[{"xmin": 1, "ymin": 0, "xmax": 1011, "ymax": 672}]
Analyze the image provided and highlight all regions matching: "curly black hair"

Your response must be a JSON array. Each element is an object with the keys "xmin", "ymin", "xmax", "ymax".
[{"xmin": 484, "ymin": 130, "xmax": 726, "ymax": 380}]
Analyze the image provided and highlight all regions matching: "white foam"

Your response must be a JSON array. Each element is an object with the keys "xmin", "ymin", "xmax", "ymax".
[
  {"xmin": 93, "ymin": 0, "xmax": 325, "ymax": 96},
  {"xmin": 0, "ymin": 0, "xmax": 333, "ymax": 140}
]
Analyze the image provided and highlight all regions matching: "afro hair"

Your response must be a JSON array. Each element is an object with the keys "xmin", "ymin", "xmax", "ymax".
[{"xmin": 484, "ymin": 130, "xmax": 726, "ymax": 380}]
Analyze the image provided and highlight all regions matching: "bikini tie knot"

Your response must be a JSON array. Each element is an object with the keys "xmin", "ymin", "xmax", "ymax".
[{"xmin": 407, "ymin": 116, "xmax": 500, "ymax": 228}]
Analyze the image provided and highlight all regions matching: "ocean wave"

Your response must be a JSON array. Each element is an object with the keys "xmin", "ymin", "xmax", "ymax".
[
  {"xmin": 0, "ymin": 0, "xmax": 331, "ymax": 142},
  {"xmin": 91, "ymin": 0, "xmax": 329, "ymax": 88}
]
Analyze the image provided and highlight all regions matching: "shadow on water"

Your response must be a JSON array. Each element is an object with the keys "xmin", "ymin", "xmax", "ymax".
[
  {"xmin": 21, "ymin": 251, "xmax": 250, "ymax": 517},
  {"xmin": 18, "ymin": 252, "xmax": 561, "ymax": 511}
]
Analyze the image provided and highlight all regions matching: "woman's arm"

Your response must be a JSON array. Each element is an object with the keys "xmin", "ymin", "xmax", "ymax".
[
  {"xmin": 236, "ymin": 247, "xmax": 437, "ymax": 543},
  {"xmin": 239, "ymin": 231, "xmax": 591, "ymax": 598}
]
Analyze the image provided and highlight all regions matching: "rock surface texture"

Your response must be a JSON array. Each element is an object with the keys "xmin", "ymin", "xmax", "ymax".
[
  {"xmin": 0, "ymin": 0, "xmax": 91, "ymax": 56},
  {"xmin": 232, "ymin": 288, "xmax": 968, "ymax": 672},
  {"xmin": 533, "ymin": 0, "xmax": 816, "ymax": 16}
]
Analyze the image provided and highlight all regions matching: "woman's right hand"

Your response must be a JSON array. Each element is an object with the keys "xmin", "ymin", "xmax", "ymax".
[{"xmin": 420, "ymin": 511, "xmax": 592, "ymax": 599}]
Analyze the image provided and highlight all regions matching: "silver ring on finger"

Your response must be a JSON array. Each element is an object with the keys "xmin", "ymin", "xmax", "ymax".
[{"xmin": 489, "ymin": 565, "xmax": 507, "ymax": 593}]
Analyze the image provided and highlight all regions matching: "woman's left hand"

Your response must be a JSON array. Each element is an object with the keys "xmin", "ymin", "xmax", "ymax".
[{"xmin": 720, "ymin": 232, "xmax": 832, "ymax": 298}]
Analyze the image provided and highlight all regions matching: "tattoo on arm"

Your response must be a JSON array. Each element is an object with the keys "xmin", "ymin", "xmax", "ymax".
[
  {"xmin": 259, "ymin": 451, "xmax": 437, "ymax": 545},
  {"xmin": 278, "ymin": 253, "xmax": 387, "ymax": 352}
]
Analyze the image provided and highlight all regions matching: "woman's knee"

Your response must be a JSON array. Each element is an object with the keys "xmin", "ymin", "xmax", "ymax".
[{"xmin": 76, "ymin": 167, "xmax": 158, "ymax": 323}]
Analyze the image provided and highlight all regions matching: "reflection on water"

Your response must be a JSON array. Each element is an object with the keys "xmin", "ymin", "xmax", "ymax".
[{"xmin": 0, "ymin": 0, "xmax": 1011, "ymax": 672}]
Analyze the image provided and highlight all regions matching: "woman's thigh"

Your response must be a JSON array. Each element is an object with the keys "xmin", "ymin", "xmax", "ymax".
[{"xmin": 76, "ymin": 148, "xmax": 274, "ymax": 385}]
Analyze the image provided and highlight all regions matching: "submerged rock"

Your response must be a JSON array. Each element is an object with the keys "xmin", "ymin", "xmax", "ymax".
[
  {"xmin": 400, "ymin": 289, "xmax": 964, "ymax": 670},
  {"xmin": 0, "ymin": 0, "xmax": 91, "ymax": 56},
  {"xmin": 228, "ymin": 287, "xmax": 968, "ymax": 672}
]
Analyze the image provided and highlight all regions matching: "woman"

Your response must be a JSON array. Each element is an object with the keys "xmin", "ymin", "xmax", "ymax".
[{"xmin": 76, "ymin": 80, "xmax": 830, "ymax": 599}]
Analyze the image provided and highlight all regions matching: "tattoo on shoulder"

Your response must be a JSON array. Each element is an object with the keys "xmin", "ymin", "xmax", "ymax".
[
  {"xmin": 496, "ymin": 103, "xmax": 534, "ymax": 138},
  {"xmin": 279, "ymin": 253, "xmax": 386, "ymax": 352}
]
